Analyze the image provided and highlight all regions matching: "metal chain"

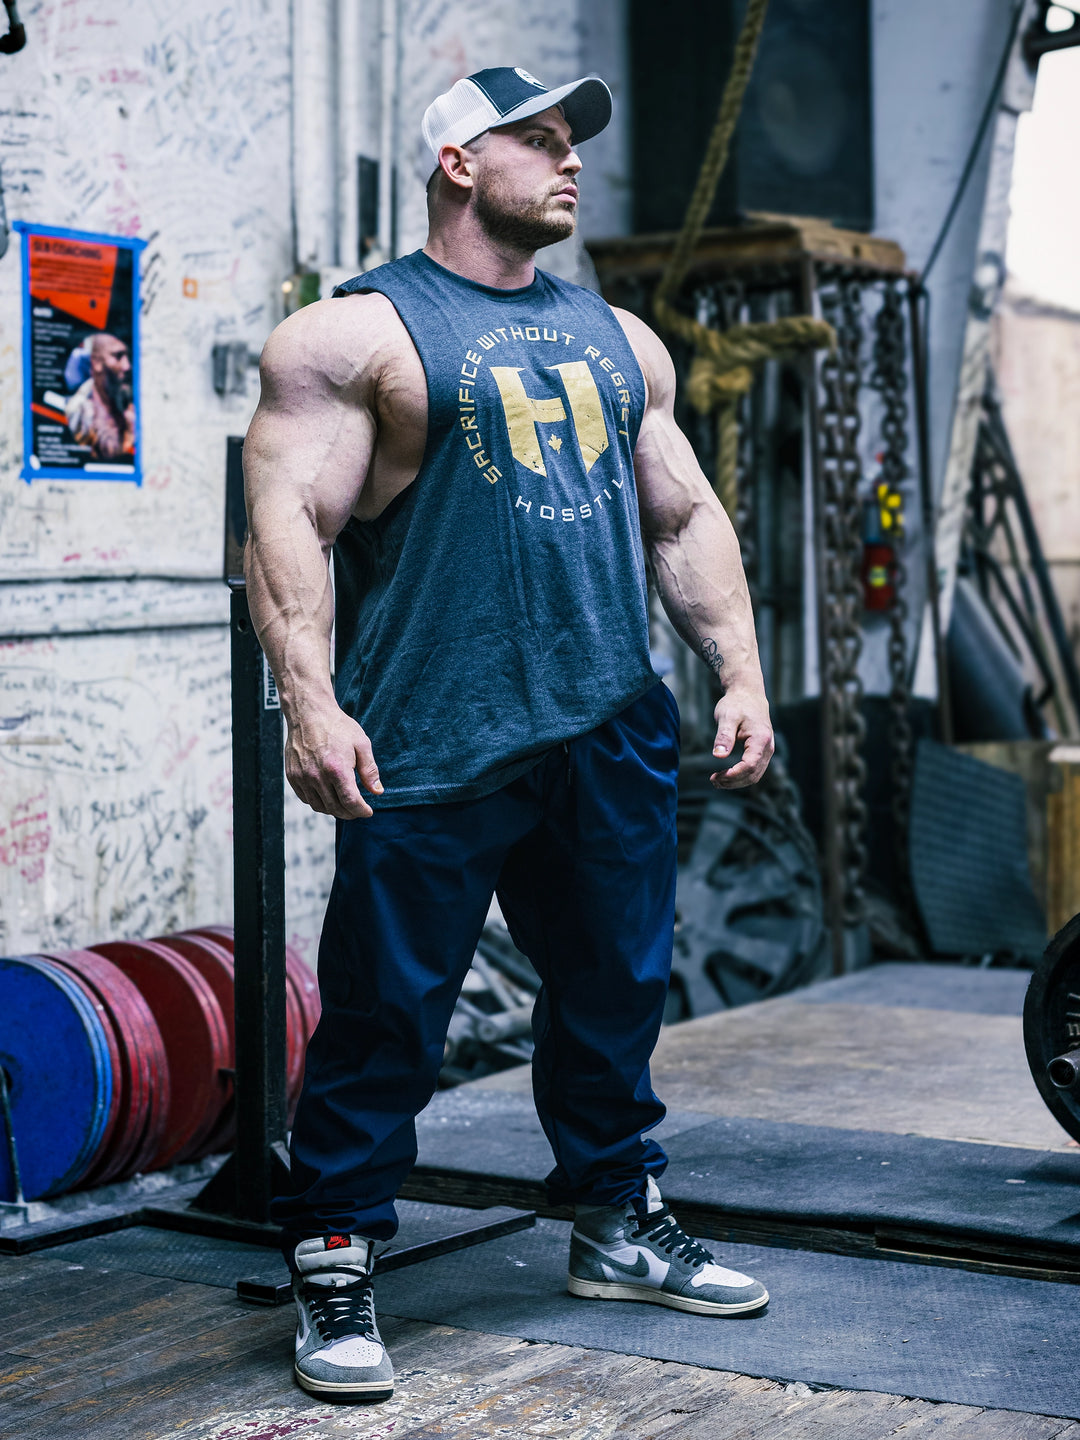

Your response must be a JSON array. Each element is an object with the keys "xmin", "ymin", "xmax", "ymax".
[
  {"xmin": 869, "ymin": 279, "xmax": 914, "ymax": 884},
  {"xmin": 818, "ymin": 278, "xmax": 868, "ymax": 927}
]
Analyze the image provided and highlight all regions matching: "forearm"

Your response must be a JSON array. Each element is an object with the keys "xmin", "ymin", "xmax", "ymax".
[
  {"xmin": 244, "ymin": 502, "xmax": 337, "ymax": 725},
  {"xmin": 650, "ymin": 495, "xmax": 765, "ymax": 697}
]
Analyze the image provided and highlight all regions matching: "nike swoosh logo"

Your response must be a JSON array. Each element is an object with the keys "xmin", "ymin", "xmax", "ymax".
[
  {"xmin": 575, "ymin": 1232, "xmax": 671, "ymax": 1286},
  {"xmin": 600, "ymin": 1251, "xmax": 651, "ymax": 1278}
]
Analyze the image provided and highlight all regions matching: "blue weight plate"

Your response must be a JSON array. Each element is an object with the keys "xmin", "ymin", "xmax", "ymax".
[
  {"xmin": 6, "ymin": 956, "xmax": 113, "ymax": 1196},
  {"xmin": 0, "ymin": 956, "xmax": 113, "ymax": 1201}
]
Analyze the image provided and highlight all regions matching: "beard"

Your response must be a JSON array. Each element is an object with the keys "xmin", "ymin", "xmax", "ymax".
[
  {"xmin": 473, "ymin": 174, "xmax": 576, "ymax": 253},
  {"xmin": 103, "ymin": 369, "xmax": 131, "ymax": 413}
]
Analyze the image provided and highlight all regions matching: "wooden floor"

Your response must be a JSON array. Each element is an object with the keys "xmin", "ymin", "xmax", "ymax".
[
  {"xmin": 476, "ymin": 987, "xmax": 1075, "ymax": 1151},
  {"xmin": 1, "ymin": 1250, "xmax": 1078, "ymax": 1440}
]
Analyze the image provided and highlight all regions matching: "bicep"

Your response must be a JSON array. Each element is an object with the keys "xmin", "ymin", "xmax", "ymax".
[{"xmin": 244, "ymin": 320, "xmax": 375, "ymax": 550}]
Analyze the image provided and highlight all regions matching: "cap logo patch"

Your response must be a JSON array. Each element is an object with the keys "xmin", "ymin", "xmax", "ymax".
[
  {"xmin": 514, "ymin": 68, "xmax": 547, "ymax": 90},
  {"xmin": 326, "ymin": 1234, "xmax": 351, "ymax": 1249}
]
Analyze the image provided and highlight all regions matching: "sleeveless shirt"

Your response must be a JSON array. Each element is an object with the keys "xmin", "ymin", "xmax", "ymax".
[{"xmin": 331, "ymin": 249, "xmax": 657, "ymax": 807}]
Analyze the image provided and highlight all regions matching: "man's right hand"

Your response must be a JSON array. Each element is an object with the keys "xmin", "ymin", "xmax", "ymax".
[{"xmin": 285, "ymin": 706, "xmax": 383, "ymax": 819}]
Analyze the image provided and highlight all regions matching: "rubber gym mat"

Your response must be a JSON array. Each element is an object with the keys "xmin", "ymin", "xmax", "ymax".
[
  {"xmin": 660, "ymin": 1117, "xmax": 1080, "ymax": 1256},
  {"xmin": 374, "ymin": 1215, "xmax": 1080, "ymax": 1418},
  {"xmin": 792, "ymin": 961, "xmax": 1031, "ymax": 1015},
  {"xmin": 412, "ymin": 1098, "xmax": 1080, "ymax": 1263}
]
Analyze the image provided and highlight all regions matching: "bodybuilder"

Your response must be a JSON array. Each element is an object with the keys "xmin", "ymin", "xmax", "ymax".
[{"xmin": 244, "ymin": 66, "xmax": 775, "ymax": 1401}]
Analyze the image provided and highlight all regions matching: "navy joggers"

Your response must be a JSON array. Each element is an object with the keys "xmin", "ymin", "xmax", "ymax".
[{"xmin": 273, "ymin": 680, "xmax": 680, "ymax": 1255}]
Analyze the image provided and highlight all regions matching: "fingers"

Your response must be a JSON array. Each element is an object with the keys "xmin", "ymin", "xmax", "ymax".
[
  {"xmin": 287, "ymin": 762, "xmax": 373, "ymax": 820},
  {"xmin": 710, "ymin": 715, "xmax": 774, "ymax": 791},
  {"xmin": 284, "ymin": 715, "xmax": 381, "ymax": 820},
  {"xmin": 353, "ymin": 734, "xmax": 383, "ymax": 798},
  {"xmin": 327, "ymin": 763, "xmax": 375, "ymax": 820},
  {"xmin": 712, "ymin": 722, "xmax": 739, "ymax": 760}
]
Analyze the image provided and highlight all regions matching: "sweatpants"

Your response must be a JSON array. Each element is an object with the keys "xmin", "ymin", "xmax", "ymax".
[{"xmin": 273, "ymin": 679, "xmax": 680, "ymax": 1259}]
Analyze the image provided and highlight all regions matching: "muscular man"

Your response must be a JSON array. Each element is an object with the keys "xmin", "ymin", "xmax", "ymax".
[
  {"xmin": 245, "ymin": 67, "xmax": 775, "ymax": 1402},
  {"xmin": 65, "ymin": 332, "xmax": 134, "ymax": 461}
]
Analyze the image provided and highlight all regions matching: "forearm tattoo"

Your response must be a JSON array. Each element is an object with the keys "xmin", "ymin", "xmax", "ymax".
[{"xmin": 700, "ymin": 637, "xmax": 724, "ymax": 679}]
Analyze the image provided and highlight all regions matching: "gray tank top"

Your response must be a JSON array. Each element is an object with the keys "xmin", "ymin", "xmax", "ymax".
[{"xmin": 332, "ymin": 250, "xmax": 657, "ymax": 806}]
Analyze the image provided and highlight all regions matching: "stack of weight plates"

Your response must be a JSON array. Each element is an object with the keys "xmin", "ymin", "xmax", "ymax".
[
  {"xmin": 0, "ymin": 930, "xmax": 319, "ymax": 1202},
  {"xmin": 0, "ymin": 951, "xmax": 169, "ymax": 1201},
  {"xmin": 179, "ymin": 925, "xmax": 320, "ymax": 1125}
]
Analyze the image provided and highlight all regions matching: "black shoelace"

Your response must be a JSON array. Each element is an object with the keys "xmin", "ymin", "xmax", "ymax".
[
  {"xmin": 301, "ymin": 1273, "xmax": 378, "ymax": 1343},
  {"xmin": 630, "ymin": 1207, "xmax": 713, "ymax": 1268}
]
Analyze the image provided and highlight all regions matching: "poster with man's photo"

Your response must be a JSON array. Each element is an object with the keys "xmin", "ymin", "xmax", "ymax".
[{"xmin": 16, "ymin": 222, "xmax": 145, "ymax": 483}]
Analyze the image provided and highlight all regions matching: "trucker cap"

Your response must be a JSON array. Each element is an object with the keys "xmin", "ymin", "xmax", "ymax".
[{"xmin": 422, "ymin": 66, "xmax": 612, "ymax": 163}]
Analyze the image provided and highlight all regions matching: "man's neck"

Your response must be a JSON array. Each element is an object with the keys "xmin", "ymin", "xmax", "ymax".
[{"xmin": 423, "ymin": 227, "xmax": 537, "ymax": 290}]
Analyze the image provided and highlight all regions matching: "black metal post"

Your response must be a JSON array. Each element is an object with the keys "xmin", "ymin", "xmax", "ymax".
[
  {"xmin": 227, "ymin": 585, "xmax": 289, "ymax": 1221},
  {"xmin": 194, "ymin": 435, "xmax": 290, "ymax": 1224}
]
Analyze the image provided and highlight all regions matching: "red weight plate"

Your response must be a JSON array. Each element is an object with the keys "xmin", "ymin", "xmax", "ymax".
[
  {"xmin": 188, "ymin": 924, "xmax": 234, "ymax": 949},
  {"xmin": 42, "ymin": 949, "xmax": 166, "ymax": 1184},
  {"xmin": 61, "ymin": 948, "xmax": 171, "ymax": 1180},
  {"xmin": 91, "ymin": 940, "xmax": 229, "ymax": 1169},
  {"xmin": 153, "ymin": 934, "xmax": 235, "ymax": 1060},
  {"xmin": 186, "ymin": 925, "xmax": 306, "ymax": 1116},
  {"xmin": 113, "ymin": 971, "xmax": 171, "ymax": 1180},
  {"xmin": 153, "ymin": 934, "xmax": 235, "ymax": 1158},
  {"xmin": 284, "ymin": 969, "xmax": 304, "ymax": 1118},
  {"xmin": 30, "ymin": 956, "xmax": 122, "ymax": 1186}
]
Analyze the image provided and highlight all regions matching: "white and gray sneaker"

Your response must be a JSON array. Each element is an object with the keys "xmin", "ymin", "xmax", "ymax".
[
  {"xmin": 292, "ymin": 1234, "xmax": 395, "ymax": 1399},
  {"xmin": 567, "ymin": 1177, "xmax": 769, "ymax": 1316}
]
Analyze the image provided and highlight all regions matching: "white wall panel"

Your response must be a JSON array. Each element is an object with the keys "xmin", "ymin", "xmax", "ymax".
[
  {"xmin": 0, "ymin": 624, "xmax": 335, "ymax": 959},
  {"xmin": 0, "ymin": 627, "xmax": 234, "ymax": 952},
  {"xmin": 0, "ymin": 0, "xmax": 292, "ymax": 578}
]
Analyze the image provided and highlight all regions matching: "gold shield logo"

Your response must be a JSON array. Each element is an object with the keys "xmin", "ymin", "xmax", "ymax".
[{"xmin": 490, "ymin": 362, "xmax": 609, "ymax": 477}]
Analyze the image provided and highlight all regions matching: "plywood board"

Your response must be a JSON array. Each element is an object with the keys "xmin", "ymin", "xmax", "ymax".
[{"xmin": 476, "ymin": 994, "xmax": 1076, "ymax": 1152}]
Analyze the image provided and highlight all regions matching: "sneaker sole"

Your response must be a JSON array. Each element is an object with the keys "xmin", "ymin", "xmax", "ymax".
[
  {"xmin": 567, "ymin": 1273, "xmax": 769, "ymax": 1315},
  {"xmin": 294, "ymin": 1366, "xmax": 394, "ymax": 1400}
]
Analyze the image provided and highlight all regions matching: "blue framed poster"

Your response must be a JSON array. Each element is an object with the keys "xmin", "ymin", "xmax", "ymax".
[{"xmin": 15, "ymin": 222, "xmax": 146, "ymax": 484}]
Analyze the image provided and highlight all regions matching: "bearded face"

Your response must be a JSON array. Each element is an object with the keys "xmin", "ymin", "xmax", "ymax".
[
  {"xmin": 472, "ymin": 164, "xmax": 577, "ymax": 253},
  {"xmin": 92, "ymin": 337, "xmax": 132, "ymax": 412}
]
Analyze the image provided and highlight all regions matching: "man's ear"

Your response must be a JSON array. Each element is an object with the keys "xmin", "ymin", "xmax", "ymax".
[{"xmin": 438, "ymin": 144, "xmax": 475, "ymax": 193}]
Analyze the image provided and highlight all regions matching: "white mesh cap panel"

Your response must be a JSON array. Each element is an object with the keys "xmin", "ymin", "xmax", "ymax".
[{"xmin": 421, "ymin": 79, "xmax": 498, "ymax": 161}]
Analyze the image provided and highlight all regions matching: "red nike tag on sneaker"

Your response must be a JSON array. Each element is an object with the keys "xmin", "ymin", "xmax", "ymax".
[{"xmin": 326, "ymin": 1234, "xmax": 351, "ymax": 1249}]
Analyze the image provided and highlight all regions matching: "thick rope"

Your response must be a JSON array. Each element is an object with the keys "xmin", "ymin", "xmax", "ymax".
[
  {"xmin": 654, "ymin": 0, "xmax": 771, "ymax": 319},
  {"xmin": 652, "ymin": 0, "xmax": 833, "ymax": 516}
]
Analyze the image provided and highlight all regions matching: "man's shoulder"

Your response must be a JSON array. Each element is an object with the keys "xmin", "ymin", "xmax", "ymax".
[
  {"xmin": 259, "ymin": 290, "xmax": 412, "ymax": 390},
  {"xmin": 65, "ymin": 377, "xmax": 96, "ymax": 421}
]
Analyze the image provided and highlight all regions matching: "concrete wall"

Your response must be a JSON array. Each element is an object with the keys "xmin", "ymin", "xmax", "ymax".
[{"xmin": 993, "ymin": 288, "xmax": 1080, "ymax": 653}]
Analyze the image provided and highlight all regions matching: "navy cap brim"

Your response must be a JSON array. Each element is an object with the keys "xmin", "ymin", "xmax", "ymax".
[{"xmin": 492, "ymin": 75, "xmax": 612, "ymax": 145}]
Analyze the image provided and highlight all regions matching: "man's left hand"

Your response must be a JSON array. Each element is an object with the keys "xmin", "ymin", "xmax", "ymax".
[{"xmin": 710, "ymin": 688, "xmax": 774, "ymax": 789}]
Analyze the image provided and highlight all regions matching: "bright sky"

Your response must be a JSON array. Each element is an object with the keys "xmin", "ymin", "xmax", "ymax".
[{"xmin": 1007, "ymin": 39, "xmax": 1080, "ymax": 312}]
